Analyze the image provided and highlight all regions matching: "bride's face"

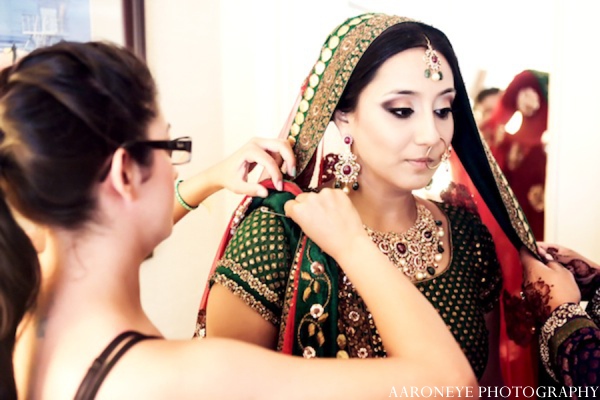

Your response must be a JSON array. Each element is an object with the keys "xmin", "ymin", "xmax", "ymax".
[{"xmin": 336, "ymin": 47, "xmax": 455, "ymax": 193}]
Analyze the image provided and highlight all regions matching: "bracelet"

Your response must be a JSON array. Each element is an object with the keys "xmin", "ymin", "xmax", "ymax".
[
  {"xmin": 175, "ymin": 179, "xmax": 198, "ymax": 211},
  {"xmin": 589, "ymin": 287, "xmax": 600, "ymax": 327},
  {"xmin": 538, "ymin": 302, "xmax": 588, "ymax": 381}
]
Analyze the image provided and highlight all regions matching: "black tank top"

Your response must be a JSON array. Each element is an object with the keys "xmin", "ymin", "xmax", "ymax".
[{"xmin": 74, "ymin": 331, "xmax": 157, "ymax": 400}]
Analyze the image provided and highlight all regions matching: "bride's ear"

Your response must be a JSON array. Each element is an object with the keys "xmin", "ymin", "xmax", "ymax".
[{"xmin": 332, "ymin": 110, "xmax": 351, "ymax": 134}]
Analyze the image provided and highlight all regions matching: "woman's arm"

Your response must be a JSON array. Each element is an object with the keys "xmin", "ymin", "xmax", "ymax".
[
  {"xmin": 284, "ymin": 189, "xmax": 473, "ymax": 367},
  {"xmin": 100, "ymin": 333, "xmax": 477, "ymax": 400},
  {"xmin": 204, "ymin": 205, "xmax": 290, "ymax": 349},
  {"xmin": 96, "ymin": 189, "xmax": 477, "ymax": 399},
  {"xmin": 520, "ymin": 249, "xmax": 600, "ymax": 385},
  {"xmin": 103, "ymin": 189, "xmax": 478, "ymax": 398},
  {"xmin": 173, "ymin": 137, "xmax": 295, "ymax": 223}
]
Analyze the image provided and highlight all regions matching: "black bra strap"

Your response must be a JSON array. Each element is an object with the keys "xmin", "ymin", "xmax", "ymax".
[{"xmin": 74, "ymin": 331, "xmax": 157, "ymax": 400}]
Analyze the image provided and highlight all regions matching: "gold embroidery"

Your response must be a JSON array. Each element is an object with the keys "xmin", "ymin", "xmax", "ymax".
[
  {"xmin": 277, "ymin": 234, "xmax": 306, "ymax": 351},
  {"xmin": 216, "ymin": 259, "xmax": 280, "ymax": 304},
  {"xmin": 212, "ymin": 274, "xmax": 278, "ymax": 325},
  {"xmin": 289, "ymin": 14, "xmax": 413, "ymax": 175},
  {"xmin": 295, "ymin": 243, "xmax": 334, "ymax": 354},
  {"xmin": 539, "ymin": 303, "xmax": 589, "ymax": 381},
  {"xmin": 229, "ymin": 197, "xmax": 252, "ymax": 236}
]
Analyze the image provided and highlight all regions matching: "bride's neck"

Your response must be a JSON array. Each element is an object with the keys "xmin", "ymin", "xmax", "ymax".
[{"xmin": 347, "ymin": 186, "xmax": 418, "ymax": 233}]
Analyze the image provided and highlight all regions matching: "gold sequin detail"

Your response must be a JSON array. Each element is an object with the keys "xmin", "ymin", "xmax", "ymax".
[
  {"xmin": 214, "ymin": 259, "xmax": 280, "ymax": 304},
  {"xmin": 334, "ymin": 203, "xmax": 502, "ymax": 379},
  {"xmin": 289, "ymin": 14, "xmax": 413, "ymax": 175},
  {"xmin": 212, "ymin": 274, "xmax": 278, "ymax": 325},
  {"xmin": 212, "ymin": 207, "xmax": 292, "ymax": 328}
]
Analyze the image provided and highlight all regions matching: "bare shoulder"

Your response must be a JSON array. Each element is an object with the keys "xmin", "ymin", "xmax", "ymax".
[
  {"xmin": 94, "ymin": 337, "xmax": 286, "ymax": 399},
  {"xmin": 93, "ymin": 338, "xmax": 227, "ymax": 399},
  {"xmin": 86, "ymin": 337, "xmax": 477, "ymax": 400}
]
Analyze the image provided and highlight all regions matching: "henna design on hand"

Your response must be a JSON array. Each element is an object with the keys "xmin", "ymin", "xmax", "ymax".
[
  {"xmin": 565, "ymin": 259, "xmax": 597, "ymax": 281},
  {"xmin": 546, "ymin": 247, "xmax": 600, "ymax": 300},
  {"xmin": 522, "ymin": 277, "xmax": 553, "ymax": 323},
  {"xmin": 546, "ymin": 247, "xmax": 560, "ymax": 259},
  {"xmin": 503, "ymin": 290, "xmax": 535, "ymax": 345}
]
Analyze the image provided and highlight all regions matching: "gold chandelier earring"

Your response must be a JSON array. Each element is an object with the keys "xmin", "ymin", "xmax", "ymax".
[
  {"xmin": 426, "ymin": 137, "xmax": 452, "ymax": 170},
  {"xmin": 334, "ymin": 135, "xmax": 361, "ymax": 193}
]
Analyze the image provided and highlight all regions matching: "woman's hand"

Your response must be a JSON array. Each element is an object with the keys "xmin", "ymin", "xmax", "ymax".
[
  {"xmin": 538, "ymin": 242, "xmax": 599, "ymax": 271},
  {"xmin": 537, "ymin": 242, "xmax": 600, "ymax": 298},
  {"xmin": 284, "ymin": 189, "xmax": 366, "ymax": 260},
  {"xmin": 173, "ymin": 137, "xmax": 296, "ymax": 223},
  {"xmin": 209, "ymin": 137, "xmax": 296, "ymax": 198},
  {"xmin": 520, "ymin": 248, "xmax": 581, "ymax": 323}
]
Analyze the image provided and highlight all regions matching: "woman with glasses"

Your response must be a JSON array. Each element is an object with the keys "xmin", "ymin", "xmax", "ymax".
[
  {"xmin": 0, "ymin": 41, "xmax": 475, "ymax": 400},
  {"xmin": 115, "ymin": 133, "xmax": 297, "ymax": 223}
]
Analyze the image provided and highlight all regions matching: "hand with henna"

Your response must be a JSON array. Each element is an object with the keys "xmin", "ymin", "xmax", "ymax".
[
  {"xmin": 520, "ymin": 248, "xmax": 581, "ymax": 325},
  {"xmin": 537, "ymin": 242, "xmax": 600, "ymax": 300}
]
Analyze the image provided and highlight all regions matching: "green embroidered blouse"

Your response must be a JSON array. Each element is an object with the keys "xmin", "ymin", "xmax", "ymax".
[{"xmin": 210, "ymin": 200, "xmax": 502, "ymax": 378}]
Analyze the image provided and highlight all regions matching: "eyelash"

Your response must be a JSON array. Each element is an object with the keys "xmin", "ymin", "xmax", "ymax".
[
  {"xmin": 388, "ymin": 107, "xmax": 453, "ymax": 119},
  {"xmin": 389, "ymin": 108, "xmax": 414, "ymax": 118},
  {"xmin": 435, "ymin": 107, "xmax": 453, "ymax": 119}
]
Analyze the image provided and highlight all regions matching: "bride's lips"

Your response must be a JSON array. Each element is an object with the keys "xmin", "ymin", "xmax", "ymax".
[{"xmin": 406, "ymin": 157, "xmax": 433, "ymax": 168}]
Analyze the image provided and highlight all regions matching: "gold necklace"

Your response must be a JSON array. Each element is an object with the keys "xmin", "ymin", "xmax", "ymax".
[{"xmin": 364, "ymin": 202, "xmax": 445, "ymax": 281}]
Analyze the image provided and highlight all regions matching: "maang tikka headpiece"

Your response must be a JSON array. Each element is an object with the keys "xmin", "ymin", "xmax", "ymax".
[{"xmin": 423, "ymin": 36, "xmax": 443, "ymax": 81}]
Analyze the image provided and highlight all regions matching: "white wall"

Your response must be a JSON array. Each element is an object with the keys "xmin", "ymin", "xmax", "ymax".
[
  {"xmin": 89, "ymin": 0, "xmax": 123, "ymax": 45},
  {"xmin": 133, "ymin": 0, "xmax": 599, "ymax": 338},
  {"xmin": 349, "ymin": 0, "xmax": 554, "ymax": 92},
  {"xmin": 545, "ymin": 0, "xmax": 600, "ymax": 262},
  {"xmin": 140, "ymin": 0, "xmax": 226, "ymax": 339},
  {"xmin": 140, "ymin": 0, "xmax": 353, "ymax": 338}
]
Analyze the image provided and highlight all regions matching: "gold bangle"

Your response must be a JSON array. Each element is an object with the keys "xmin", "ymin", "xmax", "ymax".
[{"xmin": 175, "ymin": 179, "xmax": 198, "ymax": 211}]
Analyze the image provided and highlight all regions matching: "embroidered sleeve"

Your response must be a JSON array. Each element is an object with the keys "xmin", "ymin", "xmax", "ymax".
[
  {"xmin": 586, "ymin": 287, "xmax": 600, "ymax": 327},
  {"xmin": 470, "ymin": 210, "xmax": 503, "ymax": 313},
  {"xmin": 555, "ymin": 325, "xmax": 600, "ymax": 386},
  {"xmin": 539, "ymin": 302, "xmax": 598, "ymax": 384},
  {"xmin": 210, "ymin": 208, "xmax": 292, "ymax": 325}
]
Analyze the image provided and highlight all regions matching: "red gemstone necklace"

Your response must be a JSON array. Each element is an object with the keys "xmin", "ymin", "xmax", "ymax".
[{"xmin": 364, "ymin": 202, "xmax": 445, "ymax": 281}]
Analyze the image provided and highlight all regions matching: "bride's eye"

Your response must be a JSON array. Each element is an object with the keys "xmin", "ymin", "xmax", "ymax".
[{"xmin": 389, "ymin": 108, "xmax": 414, "ymax": 119}]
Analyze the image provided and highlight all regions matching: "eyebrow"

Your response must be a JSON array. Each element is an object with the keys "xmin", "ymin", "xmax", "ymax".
[{"xmin": 386, "ymin": 88, "xmax": 456, "ymax": 97}]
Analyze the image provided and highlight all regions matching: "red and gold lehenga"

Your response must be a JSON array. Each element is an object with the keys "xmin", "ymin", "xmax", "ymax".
[{"xmin": 194, "ymin": 13, "xmax": 553, "ymax": 397}]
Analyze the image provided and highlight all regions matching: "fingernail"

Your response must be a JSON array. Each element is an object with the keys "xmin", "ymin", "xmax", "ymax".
[
  {"xmin": 290, "ymin": 166, "xmax": 297, "ymax": 178},
  {"xmin": 545, "ymin": 253, "xmax": 554, "ymax": 261},
  {"xmin": 277, "ymin": 181, "xmax": 283, "ymax": 191}
]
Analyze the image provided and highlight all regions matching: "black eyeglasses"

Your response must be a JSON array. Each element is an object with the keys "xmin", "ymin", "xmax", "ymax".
[
  {"xmin": 123, "ymin": 136, "xmax": 192, "ymax": 165},
  {"xmin": 98, "ymin": 136, "xmax": 192, "ymax": 181}
]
